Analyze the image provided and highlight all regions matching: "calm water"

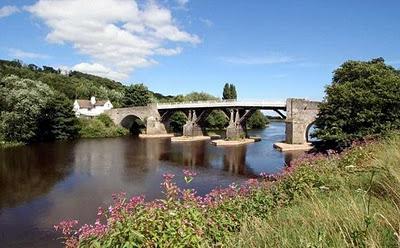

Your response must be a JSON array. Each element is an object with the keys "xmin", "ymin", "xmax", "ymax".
[{"xmin": 0, "ymin": 121, "xmax": 304, "ymax": 247}]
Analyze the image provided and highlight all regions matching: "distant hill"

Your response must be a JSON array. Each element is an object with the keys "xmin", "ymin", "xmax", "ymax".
[
  {"xmin": 0, "ymin": 59, "xmax": 124, "ymax": 99},
  {"xmin": 0, "ymin": 59, "xmax": 176, "ymax": 107}
]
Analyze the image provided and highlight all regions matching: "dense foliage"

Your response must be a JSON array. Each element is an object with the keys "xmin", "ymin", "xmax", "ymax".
[
  {"xmin": 206, "ymin": 110, "xmax": 229, "ymax": 129},
  {"xmin": 314, "ymin": 58, "xmax": 400, "ymax": 149},
  {"xmin": 222, "ymin": 83, "xmax": 237, "ymax": 100},
  {"xmin": 168, "ymin": 111, "xmax": 188, "ymax": 133},
  {"xmin": 78, "ymin": 114, "xmax": 129, "ymax": 138},
  {"xmin": 0, "ymin": 75, "xmax": 79, "ymax": 143},
  {"xmin": 247, "ymin": 110, "xmax": 269, "ymax": 129},
  {"xmin": 123, "ymin": 84, "xmax": 152, "ymax": 107},
  {"xmin": 0, "ymin": 59, "xmax": 168, "ymax": 108},
  {"xmin": 55, "ymin": 134, "xmax": 400, "ymax": 247}
]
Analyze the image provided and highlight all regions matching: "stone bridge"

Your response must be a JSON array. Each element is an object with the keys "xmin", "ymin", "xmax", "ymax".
[
  {"xmin": 105, "ymin": 105, "xmax": 167, "ymax": 135},
  {"xmin": 105, "ymin": 98, "xmax": 320, "ymax": 144}
]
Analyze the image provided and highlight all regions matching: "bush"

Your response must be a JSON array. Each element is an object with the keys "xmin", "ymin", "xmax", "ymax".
[
  {"xmin": 97, "ymin": 114, "xmax": 114, "ymax": 128},
  {"xmin": 314, "ymin": 58, "xmax": 400, "ymax": 149},
  {"xmin": 78, "ymin": 116, "xmax": 129, "ymax": 138}
]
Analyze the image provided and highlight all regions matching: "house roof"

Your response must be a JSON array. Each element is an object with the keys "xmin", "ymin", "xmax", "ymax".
[
  {"xmin": 95, "ymin": 100, "xmax": 108, "ymax": 106},
  {"xmin": 76, "ymin": 99, "xmax": 109, "ymax": 109}
]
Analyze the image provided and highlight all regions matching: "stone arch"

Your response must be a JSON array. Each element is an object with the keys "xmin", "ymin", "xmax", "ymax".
[
  {"xmin": 120, "ymin": 114, "xmax": 146, "ymax": 134},
  {"xmin": 305, "ymin": 120, "xmax": 316, "ymax": 142},
  {"xmin": 105, "ymin": 105, "xmax": 167, "ymax": 135}
]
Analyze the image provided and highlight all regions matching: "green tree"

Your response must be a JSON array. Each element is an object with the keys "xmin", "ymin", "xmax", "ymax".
[
  {"xmin": 184, "ymin": 92, "xmax": 218, "ymax": 101},
  {"xmin": 169, "ymin": 111, "xmax": 188, "ymax": 133},
  {"xmin": 222, "ymin": 83, "xmax": 237, "ymax": 100},
  {"xmin": 223, "ymin": 83, "xmax": 231, "ymax": 100},
  {"xmin": 247, "ymin": 110, "xmax": 269, "ymax": 129},
  {"xmin": 0, "ymin": 76, "xmax": 54, "ymax": 142},
  {"xmin": 206, "ymin": 110, "xmax": 229, "ymax": 129},
  {"xmin": 36, "ymin": 95, "xmax": 80, "ymax": 141},
  {"xmin": 123, "ymin": 84, "xmax": 152, "ymax": 107},
  {"xmin": 229, "ymin": 84, "xmax": 237, "ymax": 100},
  {"xmin": 314, "ymin": 58, "xmax": 400, "ymax": 149}
]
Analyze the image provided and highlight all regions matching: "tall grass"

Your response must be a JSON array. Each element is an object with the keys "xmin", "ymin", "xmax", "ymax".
[{"xmin": 226, "ymin": 134, "xmax": 400, "ymax": 247}]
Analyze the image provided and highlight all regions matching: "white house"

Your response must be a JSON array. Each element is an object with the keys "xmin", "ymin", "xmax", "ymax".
[{"xmin": 73, "ymin": 96, "xmax": 113, "ymax": 117}]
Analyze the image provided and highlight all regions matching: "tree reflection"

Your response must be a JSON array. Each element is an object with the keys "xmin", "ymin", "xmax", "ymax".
[
  {"xmin": 0, "ymin": 142, "xmax": 73, "ymax": 209},
  {"xmin": 168, "ymin": 141, "xmax": 208, "ymax": 167}
]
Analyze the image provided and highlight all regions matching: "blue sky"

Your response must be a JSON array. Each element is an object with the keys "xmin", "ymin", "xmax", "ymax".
[{"xmin": 1, "ymin": 0, "xmax": 399, "ymax": 100}]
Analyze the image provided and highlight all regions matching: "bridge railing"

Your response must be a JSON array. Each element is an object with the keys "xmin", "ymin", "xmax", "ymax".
[
  {"xmin": 155, "ymin": 99, "xmax": 287, "ymax": 110},
  {"xmin": 156, "ymin": 99, "xmax": 286, "ymax": 106}
]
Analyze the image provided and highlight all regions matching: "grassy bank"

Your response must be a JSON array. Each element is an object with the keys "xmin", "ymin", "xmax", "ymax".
[
  {"xmin": 55, "ymin": 133, "xmax": 400, "ymax": 247},
  {"xmin": 227, "ymin": 135, "xmax": 400, "ymax": 247}
]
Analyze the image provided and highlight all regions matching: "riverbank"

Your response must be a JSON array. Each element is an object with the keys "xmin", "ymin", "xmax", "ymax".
[{"xmin": 55, "ymin": 133, "xmax": 400, "ymax": 247}]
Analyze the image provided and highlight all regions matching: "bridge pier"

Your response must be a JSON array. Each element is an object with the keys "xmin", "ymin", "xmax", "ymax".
[
  {"xmin": 225, "ymin": 109, "xmax": 255, "ymax": 140},
  {"xmin": 285, "ymin": 98, "xmax": 320, "ymax": 144},
  {"xmin": 145, "ymin": 116, "xmax": 167, "ymax": 135},
  {"xmin": 182, "ymin": 110, "xmax": 206, "ymax": 136}
]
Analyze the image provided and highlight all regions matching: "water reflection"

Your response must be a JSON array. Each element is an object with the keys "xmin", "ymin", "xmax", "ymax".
[
  {"xmin": 0, "ymin": 122, "xmax": 305, "ymax": 247},
  {"xmin": 0, "ymin": 142, "xmax": 73, "ymax": 209},
  {"xmin": 223, "ymin": 146, "xmax": 254, "ymax": 176}
]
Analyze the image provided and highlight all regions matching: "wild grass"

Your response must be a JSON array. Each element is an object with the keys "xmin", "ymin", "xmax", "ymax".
[{"xmin": 226, "ymin": 134, "xmax": 400, "ymax": 248}]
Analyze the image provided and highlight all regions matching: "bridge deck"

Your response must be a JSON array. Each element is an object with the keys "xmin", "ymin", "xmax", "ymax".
[{"xmin": 156, "ymin": 100, "xmax": 286, "ymax": 110}]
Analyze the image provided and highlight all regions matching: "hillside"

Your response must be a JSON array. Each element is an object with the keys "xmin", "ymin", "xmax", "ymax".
[{"xmin": 0, "ymin": 59, "xmax": 176, "ymax": 107}]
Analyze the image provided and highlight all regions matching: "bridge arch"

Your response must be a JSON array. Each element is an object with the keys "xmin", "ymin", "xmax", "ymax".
[
  {"xmin": 105, "ymin": 105, "xmax": 167, "ymax": 135},
  {"xmin": 120, "ymin": 115, "xmax": 146, "ymax": 134},
  {"xmin": 305, "ymin": 121, "xmax": 316, "ymax": 142}
]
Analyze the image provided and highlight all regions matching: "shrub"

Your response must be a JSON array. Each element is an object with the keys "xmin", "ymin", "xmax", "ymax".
[
  {"xmin": 97, "ymin": 114, "xmax": 114, "ymax": 128},
  {"xmin": 78, "ymin": 116, "xmax": 128, "ymax": 138}
]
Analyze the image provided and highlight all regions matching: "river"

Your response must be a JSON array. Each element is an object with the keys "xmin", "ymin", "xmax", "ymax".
[{"xmin": 0, "ymin": 121, "xmax": 305, "ymax": 247}]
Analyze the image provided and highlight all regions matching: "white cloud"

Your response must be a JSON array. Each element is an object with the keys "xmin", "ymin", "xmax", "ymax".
[
  {"xmin": 72, "ymin": 63, "xmax": 128, "ymax": 81},
  {"xmin": 220, "ymin": 55, "xmax": 296, "ymax": 65},
  {"xmin": 26, "ymin": 0, "xmax": 200, "ymax": 81},
  {"xmin": 0, "ymin": 5, "xmax": 20, "ymax": 18},
  {"xmin": 154, "ymin": 47, "xmax": 182, "ymax": 56},
  {"xmin": 8, "ymin": 48, "xmax": 49, "ymax": 59}
]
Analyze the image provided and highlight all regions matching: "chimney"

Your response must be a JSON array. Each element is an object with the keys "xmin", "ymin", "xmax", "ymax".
[{"xmin": 90, "ymin": 96, "xmax": 96, "ymax": 105}]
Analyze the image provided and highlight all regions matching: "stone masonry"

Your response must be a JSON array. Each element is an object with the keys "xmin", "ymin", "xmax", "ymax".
[
  {"xmin": 285, "ymin": 98, "xmax": 320, "ymax": 144},
  {"xmin": 105, "ymin": 105, "xmax": 167, "ymax": 135}
]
